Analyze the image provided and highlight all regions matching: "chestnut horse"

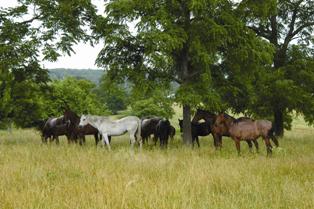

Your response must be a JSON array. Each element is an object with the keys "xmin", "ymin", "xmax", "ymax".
[
  {"xmin": 215, "ymin": 113, "xmax": 279, "ymax": 155},
  {"xmin": 192, "ymin": 109, "xmax": 257, "ymax": 149}
]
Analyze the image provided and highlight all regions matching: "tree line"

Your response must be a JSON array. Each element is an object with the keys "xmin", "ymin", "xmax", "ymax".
[{"xmin": 0, "ymin": 0, "xmax": 313, "ymax": 143}]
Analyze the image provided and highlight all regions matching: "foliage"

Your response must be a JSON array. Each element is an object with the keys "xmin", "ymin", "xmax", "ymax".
[
  {"xmin": 129, "ymin": 87, "xmax": 175, "ymax": 118},
  {"xmin": 44, "ymin": 77, "xmax": 109, "ymax": 117},
  {"xmin": 93, "ymin": 73, "xmax": 128, "ymax": 114},
  {"xmin": 49, "ymin": 68, "xmax": 104, "ymax": 84},
  {"xmin": 239, "ymin": 0, "xmax": 314, "ymax": 136},
  {"xmin": 0, "ymin": 0, "xmax": 98, "ymax": 127}
]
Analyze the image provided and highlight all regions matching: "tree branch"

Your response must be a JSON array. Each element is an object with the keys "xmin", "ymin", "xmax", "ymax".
[
  {"xmin": 17, "ymin": 15, "xmax": 41, "ymax": 25},
  {"xmin": 291, "ymin": 22, "xmax": 314, "ymax": 37},
  {"xmin": 282, "ymin": 0, "xmax": 304, "ymax": 50}
]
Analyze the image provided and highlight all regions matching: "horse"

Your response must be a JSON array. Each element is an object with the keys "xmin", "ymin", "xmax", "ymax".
[
  {"xmin": 192, "ymin": 109, "xmax": 257, "ymax": 150},
  {"xmin": 155, "ymin": 119, "xmax": 171, "ymax": 148},
  {"xmin": 63, "ymin": 110, "xmax": 102, "ymax": 146},
  {"xmin": 215, "ymin": 113, "xmax": 278, "ymax": 155},
  {"xmin": 42, "ymin": 116, "xmax": 71, "ymax": 143},
  {"xmin": 141, "ymin": 117, "xmax": 162, "ymax": 144},
  {"xmin": 192, "ymin": 109, "xmax": 219, "ymax": 146},
  {"xmin": 49, "ymin": 120, "xmax": 71, "ymax": 144},
  {"xmin": 192, "ymin": 109, "xmax": 217, "ymax": 124},
  {"xmin": 169, "ymin": 125, "xmax": 176, "ymax": 140},
  {"xmin": 78, "ymin": 115, "xmax": 142, "ymax": 150},
  {"xmin": 212, "ymin": 113, "xmax": 259, "ymax": 148},
  {"xmin": 178, "ymin": 119, "xmax": 212, "ymax": 147}
]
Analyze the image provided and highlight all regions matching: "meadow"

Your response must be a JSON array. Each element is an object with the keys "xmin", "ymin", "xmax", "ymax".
[{"xmin": 0, "ymin": 114, "xmax": 313, "ymax": 209}]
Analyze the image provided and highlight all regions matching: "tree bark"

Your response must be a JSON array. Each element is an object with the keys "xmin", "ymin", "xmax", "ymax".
[
  {"xmin": 182, "ymin": 104, "xmax": 192, "ymax": 145},
  {"xmin": 274, "ymin": 109, "xmax": 284, "ymax": 137}
]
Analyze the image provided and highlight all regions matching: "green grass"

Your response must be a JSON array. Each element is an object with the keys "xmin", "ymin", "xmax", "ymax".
[{"xmin": 0, "ymin": 119, "xmax": 314, "ymax": 209}]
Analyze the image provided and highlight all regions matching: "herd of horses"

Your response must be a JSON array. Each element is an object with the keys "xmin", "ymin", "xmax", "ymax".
[{"xmin": 38, "ymin": 109, "xmax": 279, "ymax": 155}]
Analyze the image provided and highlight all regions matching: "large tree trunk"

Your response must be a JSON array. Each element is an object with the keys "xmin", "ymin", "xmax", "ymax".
[
  {"xmin": 182, "ymin": 104, "xmax": 192, "ymax": 145},
  {"xmin": 274, "ymin": 109, "xmax": 284, "ymax": 137}
]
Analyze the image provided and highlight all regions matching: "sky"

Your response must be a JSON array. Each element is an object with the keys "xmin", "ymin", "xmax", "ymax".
[{"xmin": 0, "ymin": 0, "xmax": 106, "ymax": 69}]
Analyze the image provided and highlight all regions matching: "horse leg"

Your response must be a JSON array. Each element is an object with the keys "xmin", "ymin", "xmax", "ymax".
[
  {"xmin": 234, "ymin": 138, "xmax": 241, "ymax": 156},
  {"xmin": 66, "ymin": 135, "xmax": 71, "ymax": 144},
  {"xmin": 253, "ymin": 140, "xmax": 259, "ymax": 153},
  {"xmin": 101, "ymin": 133, "xmax": 111, "ymax": 151},
  {"xmin": 271, "ymin": 135, "xmax": 279, "ymax": 147},
  {"xmin": 129, "ymin": 132, "xmax": 136, "ymax": 150},
  {"xmin": 55, "ymin": 136, "xmax": 59, "ymax": 145},
  {"xmin": 196, "ymin": 136, "xmax": 200, "ymax": 148},
  {"xmin": 212, "ymin": 133, "xmax": 218, "ymax": 149},
  {"xmin": 246, "ymin": 140, "xmax": 253, "ymax": 153},
  {"xmin": 82, "ymin": 136, "xmax": 86, "ymax": 145},
  {"xmin": 263, "ymin": 137, "xmax": 272, "ymax": 156}
]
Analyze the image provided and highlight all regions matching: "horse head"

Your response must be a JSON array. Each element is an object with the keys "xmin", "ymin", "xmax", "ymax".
[{"xmin": 78, "ymin": 115, "xmax": 89, "ymax": 128}]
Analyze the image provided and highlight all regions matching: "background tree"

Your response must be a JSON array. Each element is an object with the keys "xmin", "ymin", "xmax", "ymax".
[
  {"xmin": 43, "ymin": 77, "xmax": 109, "ymax": 117},
  {"xmin": 94, "ymin": 74, "xmax": 128, "ymax": 114},
  {"xmin": 94, "ymin": 0, "xmax": 274, "ymax": 144},
  {"xmin": 240, "ymin": 0, "xmax": 314, "ymax": 136},
  {"xmin": 0, "ymin": 0, "xmax": 97, "ymax": 127},
  {"xmin": 128, "ymin": 83, "xmax": 175, "ymax": 118}
]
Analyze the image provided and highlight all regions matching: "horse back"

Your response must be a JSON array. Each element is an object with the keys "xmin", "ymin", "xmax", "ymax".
[
  {"xmin": 256, "ymin": 120, "xmax": 272, "ymax": 137},
  {"xmin": 229, "ymin": 120, "xmax": 259, "ymax": 140}
]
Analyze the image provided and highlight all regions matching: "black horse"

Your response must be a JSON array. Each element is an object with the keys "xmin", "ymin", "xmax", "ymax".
[
  {"xmin": 155, "ymin": 119, "xmax": 171, "ymax": 148},
  {"xmin": 169, "ymin": 125, "xmax": 176, "ymax": 140},
  {"xmin": 141, "ymin": 117, "xmax": 162, "ymax": 144},
  {"xmin": 178, "ymin": 119, "xmax": 212, "ymax": 147}
]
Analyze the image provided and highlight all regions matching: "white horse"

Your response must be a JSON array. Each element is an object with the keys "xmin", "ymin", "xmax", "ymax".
[{"xmin": 78, "ymin": 115, "xmax": 142, "ymax": 150}]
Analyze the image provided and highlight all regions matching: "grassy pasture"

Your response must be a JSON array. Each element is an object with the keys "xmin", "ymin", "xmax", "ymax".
[{"xmin": 0, "ymin": 116, "xmax": 314, "ymax": 209}]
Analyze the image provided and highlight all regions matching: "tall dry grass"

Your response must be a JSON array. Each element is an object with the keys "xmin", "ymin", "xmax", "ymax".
[{"xmin": 0, "ymin": 120, "xmax": 313, "ymax": 209}]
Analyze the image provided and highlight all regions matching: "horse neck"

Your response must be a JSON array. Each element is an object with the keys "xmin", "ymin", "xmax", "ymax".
[
  {"xmin": 85, "ymin": 116, "xmax": 99, "ymax": 129},
  {"xmin": 193, "ymin": 110, "xmax": 216, "ymax": 123}
]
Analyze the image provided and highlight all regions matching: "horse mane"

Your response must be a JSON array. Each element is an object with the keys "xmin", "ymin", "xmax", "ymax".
[{"xmin": 222, "ymin": 113, "xmax": 236, "ymax": 121}]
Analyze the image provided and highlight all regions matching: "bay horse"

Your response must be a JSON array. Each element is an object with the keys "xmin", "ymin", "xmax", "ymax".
[
  {"xmin": 215, "ymin": 113, "xmax": 279, "ymax": 155},
  {"xmin": 192, "ymin": 109, "xmax": 257, "ymax": 150},
  {"xmin": 179, "ymin": 119, "xmax": 212, "ymax": 147},
  {"xmin": 78, "ymin": 115, "xmax": 142, "ymax": 150},
  {"xmin": 63, "ymin": 110, "xmax": 103, "ymax": 145}
]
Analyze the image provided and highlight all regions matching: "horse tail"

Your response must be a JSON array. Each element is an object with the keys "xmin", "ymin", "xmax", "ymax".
[
  {"xmin": 136, "ymin": 118, "xmax": 142, "ymax": 142},
  {"xmin": 268, "ymin": 123, "xmax": 279, "ymax": 147}
]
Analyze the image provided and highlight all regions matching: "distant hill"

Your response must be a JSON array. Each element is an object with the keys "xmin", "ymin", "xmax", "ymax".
[{"xmin": 48, "ymin": 68, "xmax": 104, "ymax": 84}]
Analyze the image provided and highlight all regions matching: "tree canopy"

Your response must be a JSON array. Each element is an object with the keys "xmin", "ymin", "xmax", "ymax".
[
  {"xmin": 0, "ymin": 0, "xmax": 98, "ymax": 127},
  {"xmin": 94, "ymin": 0, "xmax": 275, "ymax": 143},
  {"xmin": 240, "ymin": 0, "xmax": 314, "ymax": 136}
]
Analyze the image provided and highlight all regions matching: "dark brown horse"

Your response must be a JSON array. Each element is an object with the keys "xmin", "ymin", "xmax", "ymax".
[
  {"xmin": 42, "ymin": 116, "xmax": 71, "ymax": 144},
  {"xmin": 215, "ymin": 113, "xmax": 279, "ymax": 155},
  {"xmin": 192, "ymin": 109, "xmax": 258, "ymax": 150},
  {"xmin": 63, "ymin": 110, "xmax": 102, "ymax": 145},
  {"xmin": 141, "ymin": 117, "xmax": 162, "ymax": 144}
]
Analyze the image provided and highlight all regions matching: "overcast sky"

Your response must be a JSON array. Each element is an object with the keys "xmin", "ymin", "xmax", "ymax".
[{"xmin": 0, "ymin": 0, "xmax": 105, "ymax": 69}]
